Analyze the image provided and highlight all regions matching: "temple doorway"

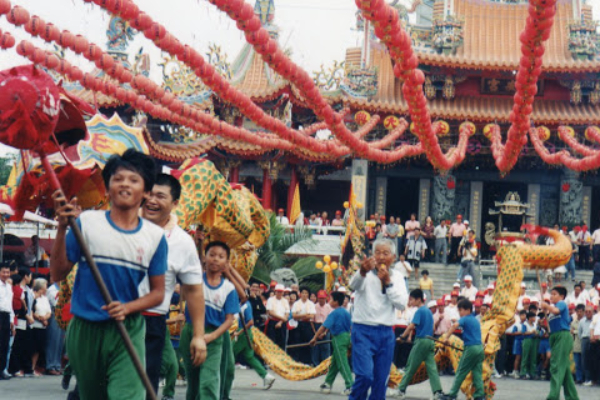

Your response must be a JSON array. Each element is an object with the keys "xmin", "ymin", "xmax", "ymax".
[{"xmin": 385, "ymin": 178, "xmax": 419, "ymax": 224}]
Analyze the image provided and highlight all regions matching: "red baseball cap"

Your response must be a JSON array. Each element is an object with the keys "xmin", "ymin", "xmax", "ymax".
[
  {"xmin": 451, "ymin": 291, "xmax": 459, "ymax": 297},
  {"xmin": 476, "ymin": 291, "xmax": 485, "ymax": 298},
  {"xmin": 380, "ymin": 215, "xmax": 386, "ymax": 220},
  {"xmin": 474, "ymin": 299, "xmax": 483, "ymax": 307},
  {"xmin": 278, "ymin": 208, "xmax": 284, "ymax": 213},
  {"xmin": 270, "ymin": 280, "xmax": 277, "ymax": 287},
  {"xmin": 335, "ymin": 210, "xmax": 342, "ymax": 215},
  {"xmin": 436, "ymin": 299, "xmax": 444, "ymax": 306},
  {"xmin": 317, "ymin": 290, "xmax": 328, "ymax": 299},
  {"xmin": 568, "ymin": 303, "xmax": 576, "ymax": 310},
  {"xmin": 456, "ymin": 214, "xmax": 462, "ymax": 219}
]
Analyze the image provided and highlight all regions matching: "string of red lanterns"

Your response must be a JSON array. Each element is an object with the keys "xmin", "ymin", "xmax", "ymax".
[
  {"xmin": 529, "ymin": 126, "xmax": 600, "ymax": 171},
  {"xmin": 557, "ymin": 126, "xmax": 598, "ymax": 157}
]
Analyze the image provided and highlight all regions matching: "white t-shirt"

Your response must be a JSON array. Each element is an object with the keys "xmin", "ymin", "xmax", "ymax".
[
  {"xmin": 461, "ymin": 286, "xmax": 478, "ymax": 301},
  {"xmin": 266, "ymin": 297, "xmax": 290, "ymax": 320},
  {"xmin": 32, "ymin": 295, "xmax": 51, "ymax": 329},
  {"xmin": 292, "ymin": 299, "xmax": 316, "ymax": 320},
  {"xmin": 276, "ymin": 216, "xmax": 290, "ymax": 225},
  {"xmin": 393, "ymin": 261, "xmax": 413, "ymax": 279},
  {"xmin": 444, "ymin": 304, "xmax": 460, "ymax": 323},
  {"xmin": 139, "ymin": 220, "xmax": 203, "ymax": 315}
]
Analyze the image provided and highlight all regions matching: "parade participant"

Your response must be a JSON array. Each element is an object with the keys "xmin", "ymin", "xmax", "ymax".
[
  {"xmin": 0, "ymin": 264, "xmax": 13, "ymax": 380},
  {"xmin": 509, "ymin": 310, "xmax": 527, "ymax": 379},
  {"xmin": 520, "ymin": 312, "xmax": 537, "ymax": 380},
  {"xmin": 441, "ymin": 299, "xmax": 485, "ymax": 400},
  {"xmin": 291, "ymin": 287, "xmax": 316, "ymax": 365},
  {"xmin": 50, "ymin": 149, "xmax": 168, "ymax": 400},
  {"xmin": 397, "ymin": 289, "xmax": 444, "ymax": 400},
  {"xmin": 349, "ymin": 238, "xmax": 408, "ymax": 400},
  {"xmin": 275, "ymin": 208, "xmax": 289, "ymax": 225},
  {"xmin": 180, "ymin": 241, "xmax": 240, "ymax": 400},
  {"xmin": 140, "ymin": 173, "xmax": 206, "ymax": 398},
  {"xmin": 448, "ymin": 215, "xmax": 466, "ymax": 264},
  {"xmin": 233, "ymin": 300, "xmax": 276, "ymax": 390},
  {"xmin": 313, "ymin": 289, "xmax": 332, "ymax": 366},
  {"xmin": 310, "ymin": 291, "xmax": 353, "ymax": 395},
  {"xmin": 405, "ymin": 227, "xmax": 427, "ymax": 280},
  {"xmin": 539, "ymin": 286, "xmax": 579, "ymax": 400},
  {"xmin": 434, "ymin": 220, "xmax": 448, "ymax": 265},
  {"xmin": 266, "ymin": 284, "xmax": 290, "ymax": 350},
  {"xmin": 460, "ymin": 276, "xmax": 477, "ymax": 301},
  {"xmin": 538, "ymin": 313, "xmax": 551, "ymax": 380}
]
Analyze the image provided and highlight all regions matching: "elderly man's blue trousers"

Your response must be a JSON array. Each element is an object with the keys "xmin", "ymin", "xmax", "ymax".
[{"xmin": 350, "ymin": 323, "xmax": 395, "ymax": 400}]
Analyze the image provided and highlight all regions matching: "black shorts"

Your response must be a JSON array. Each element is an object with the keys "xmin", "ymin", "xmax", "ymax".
[{"xmin": 408, "ymin": 258, "xmax": 420, "ymax": 269}]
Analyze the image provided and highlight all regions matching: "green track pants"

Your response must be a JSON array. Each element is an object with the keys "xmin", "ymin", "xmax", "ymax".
[
  {"xmin": 324, "ymin": 332, "xmax": 353, "ymax": 389},
  {"xmin": 220, "ymin": 332, "xmax": 235, "ymax": 400},
  {"xmin": 233, "ymin": 330, "xmax": 267, "ymax": 379},
  {"xmin": 180, "ymin": 324, "xmax": 223, "ymax": 400},
  {"xmin": 521, "ymin": 338, "xmax": 537, "ymax": 377},
  {"xmin": 398, "ymin": 337, "xmax": 442, "ymax": 394},
  {"xmin": 160, "ymin": 327, "xmax": 178, "ymax": 398},
  {"xmin": 547, "ymin": 330, "xmax": 579, "ymax": 400},
  {"xmin": 447, "ymin": 344, "xmax": 484, "ymax": 398},
  {"xmin": 66, "ymin": 314, "xmax": 146, "ymax": 400}
]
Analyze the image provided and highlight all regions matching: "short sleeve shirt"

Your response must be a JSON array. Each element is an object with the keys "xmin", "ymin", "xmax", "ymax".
[
  {"xmin": 548, "ymin": 301, "xmax": 570, "ymax": 333},
  {"xmin": 185, "ymin": 274, "xmax": 239, "ymax": 327},
  {"xmin": 459, "ymin": 314, "xmax": 482, "ymax": 346},
  {"xmin": 412, "ymin": 305, "xmax": 434, "ymax": 338},
  {"xmin": 67, "ymin": 211, "xmax": 168, "ymax": 321},
  {"xmin": 237, "ymin": 301, "xmax": 254, "ymax": 329},
  {"xmin": 323, "ymin": 307, "xmax": 351, "ymax": 336}
]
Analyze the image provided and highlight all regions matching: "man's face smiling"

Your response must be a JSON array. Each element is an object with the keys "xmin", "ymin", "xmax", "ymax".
[
  {"xmin": 143, "ymin": 184, "xmax": 176, "ymax": 226},
  {"xmin": 109, "ymin": 167, "xmax": 146, "ymax": 210}
]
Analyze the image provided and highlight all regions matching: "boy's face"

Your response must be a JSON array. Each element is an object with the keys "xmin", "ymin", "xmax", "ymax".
[
  {"xmin": 528, "ymin": 316, "xmax": 536, "ymax": 324},
  {"xmin": 300, "ymin": 289, "xmax": 309, "ymax": 301},
  {"xmin": 549, "ymin": 289, "xmax": 563, "ymax": 304},
  {"xmin": 576, "ymin": 309, "xmax": 584, "ymax": 319},
  {"xmin": 109, "ymin": 167, "xmax": 147, "ymax": 210},
  {"xmin": 519, "ymin": 313, "xmax": 526, "ymax": 322},
  {"xmin": 205, "ymin": 246, "xmax": 228, "ymax": 273}
]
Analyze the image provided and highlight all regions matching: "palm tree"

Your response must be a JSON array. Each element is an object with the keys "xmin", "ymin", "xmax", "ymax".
[{"xmin": 252, "ymin": 214, "xmax": 324, "ymax": 292}]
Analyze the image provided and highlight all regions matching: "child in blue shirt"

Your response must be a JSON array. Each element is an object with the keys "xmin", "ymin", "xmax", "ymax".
[
  {"xmin": 310, "ymin": 291, "xmax": 353, "ymax": 395},
  {"xmin": 181, "ymin": 241, "xmax": 240, "ymax": 400},
  {"xmin": 520, "ymin": 312, "xmax": 538, "ymax": 379},
  {"xmin": 540, "ymin": 286, "xmax": 579, "ymax": 400},
  {"xmin": 509, "ymin": 310, "xmax": 527, "ymax": 378},
  {"xmin": 441, "ymin": 298, "xmax": 485, "ymax": 400}
]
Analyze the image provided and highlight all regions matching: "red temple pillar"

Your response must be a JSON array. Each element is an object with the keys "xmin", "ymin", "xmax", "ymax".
[
  {"xmin": 230, "ymin": 166, "xmax": 240, "ymax": 184},
  {"xmin": 262, "ymin": 168, "xmax": 272, "ymax": 210},
  {"xmin": 287, "ymin": 167, "xmax": 297, "ymax": 219}
]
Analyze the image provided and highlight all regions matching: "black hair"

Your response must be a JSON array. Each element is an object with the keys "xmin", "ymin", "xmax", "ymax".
[
  {"xmin": 331, "ymin": 291, "xmax": 345, "ymax": 305},
  {"xmin": 457, "ymin": 298, "xmax": 472, "ymax": 311},
  {"xmin": 0, "ymin": 263, "xmax": 10, "ymax": 270},
  {"xmin": 102, "ymin": 149, "xmax": 157, "ymax": 192},
  {"xmin": 537, "ymin": 312, "xmax": 546, "ymax": 319},
  {"xmin": 18, "ymin": 268, "xmax": 31, "ymax": 278},
  {"xmin": 576, "ymin": 304, "xmax": 585, "ymax": 312},
  {"xmin": 421, "ymin": 269, "xmax": 429, "ymax": 276},
  {"xmin": 574, "ymin": 284, "xmax": 581, "ymax": 290},
  {"xmin": 204, "ymin": 241, "xmax": 230, "ymax": 258},
  {"xmin": 409, "ymin": 289, "xmax": 424, "ymax": 301},
  {"xmin": 10, "ymin": 274, "xmax": 22, "ymax": 285},
  {"xmin": 299, "ymin": 286, "xmax": 311, "ymax": 295},
  {"xmin": 551, "ymin": 286, "xmax": 567, "ymax": 299},
  {"xmin": 526, "ymin": 312, "xmax": 536, "ymax": 319},
  {"xmin": 290, "ymin": 291, "xmax": 298, "ymax": 298},
  {"xmin": 154, "ymin": 173, "xmax": 182, "ymax": 202},
  {"xmin": 528, "ymin": 304, "xmax": 538, "ymax": 312}
]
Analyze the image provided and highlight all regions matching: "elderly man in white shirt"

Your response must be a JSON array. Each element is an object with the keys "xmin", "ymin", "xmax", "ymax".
[
  {"xmin": 349, "ymin": 238, "xmax": 408, "ymax": 400},
  {"xmin": 460, "ymin": 275, "xmax": 478, "ymax": 301}
]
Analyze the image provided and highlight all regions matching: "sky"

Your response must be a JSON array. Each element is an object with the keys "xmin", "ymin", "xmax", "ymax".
[{"xmin": 1, "ymin": 0, "xmax": 600, "ymax": 157}]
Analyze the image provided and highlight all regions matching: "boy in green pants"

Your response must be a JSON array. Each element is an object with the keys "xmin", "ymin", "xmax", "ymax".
[
  {"xmin": 397, "ymin": 290, "xmax": 444, "ymax": 400},
  {"xmin": 520, "ymin": 312, "xmax": 538, "ymax": 379},
  {"xmin": 540, "ymin": 286, "xmax": 579, "ymax": 400},
  {"xmin": 309, "ymin": 291, "xmax": 353, "ymax": 395},
  {"xmin": 233, "ymin": 300, "xmax": 276, "ymax": 389},
  {"xmin": 441, "ymin": 298, "xmax": 485, "ymax": 400},
  {"xmin": 51, "ymin": 150, "xmax": 168, "ymax": 400},
  {"xmin": 180, "ymin": 241, "xmax": 240, "ymax": 400}
]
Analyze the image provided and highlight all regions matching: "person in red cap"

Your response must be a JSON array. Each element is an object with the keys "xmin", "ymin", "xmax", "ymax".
[
  {"xmin": 313, "ymin": 289, "xmax": 333, "ymax": 365},
  {"xmin": 331, "ymin": 211, "xmax": 344, "ymax": 227},
  {"xmin": 275, "ymin": 209, "xmax": 289, "ymax": 226},
  {"xmin": 448, "ymin": 215, "xmax": 466, "ymax": 265},
  {"xmin": 265, "ymin": 284, "xmax": 290, "ymax": 350}
]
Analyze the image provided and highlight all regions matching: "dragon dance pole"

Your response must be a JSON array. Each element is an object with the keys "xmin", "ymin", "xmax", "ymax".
[{"xmin": 39, "ymin": 151, "xmax": 157, "ymax": 400}]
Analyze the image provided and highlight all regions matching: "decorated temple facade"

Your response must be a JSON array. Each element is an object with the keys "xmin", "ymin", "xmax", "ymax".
[{"xmin": 47, "ymin": 0, "xmax": 600, "ymax": 253}]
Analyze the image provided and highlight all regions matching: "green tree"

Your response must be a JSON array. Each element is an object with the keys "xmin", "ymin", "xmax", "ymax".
[
  {"xmin": 0, "ymin": 155, "xmax": 16, "ymax": 186},
  {"xmin": 252, "ymin": 214, "xmax": 324, "ymax": 292}
]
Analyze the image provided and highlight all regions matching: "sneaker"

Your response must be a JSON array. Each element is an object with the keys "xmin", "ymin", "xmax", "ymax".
[
  {"xmin": 584, "ymin": 381, "xmax": 593, "ymax": 386},
  {"xmin": 320, "ymin": 383, "xmax": 331, "ymax": 394},
  {"xmin": 492, "ymin": 372, "xmax": 502, "ymax": 379},
  {"xmin": 397, "ymin": 390, "xmax": 406, "ymax": 400},
  {"xmin": 61, "ymin": 373, "xmax": 71, "ymax": 390},
  {"xmin": 13, "ymin": 371, "xmax": 24, "ymax": 378},
  {"xmin": 235, "ymin": 363, "xmax": 248, "ymax": 370},
  {"xmin": 263, "ymin": 373, "xmax": 275, "ymax": 390},
  {"xmin": 385, "ymin": 388, "xmax": 398, "ymax": 398},
  {"xmin": 510, "ymin": 370, "xmax": 519, "ymax": 379},
  {"xmin": 341, "ymin": 388, "xmax": 352, "ymax": 396},
  {"xmin": 433, "ymin": 391, "xmax": 445, "ymax": 400},
  {"xmin": 442, "ymin": 394, "xmax": 456, "ymax": 400},
  {"xmin": 159, "ymin": 378, "xmax": 166, "ymax": 387}
]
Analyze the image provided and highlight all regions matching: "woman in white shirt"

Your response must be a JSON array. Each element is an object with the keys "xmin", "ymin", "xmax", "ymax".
[{"xmin": 31, "ymin": 278, "xmax": 51, "ymax": 376}]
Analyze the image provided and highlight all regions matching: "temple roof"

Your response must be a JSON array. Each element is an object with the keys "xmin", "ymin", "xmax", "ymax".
[{"xmin": 417, "ymin": 0, "xmax": 600, "ymax": 72}]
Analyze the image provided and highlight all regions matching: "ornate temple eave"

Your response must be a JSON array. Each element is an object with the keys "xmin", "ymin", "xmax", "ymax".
[{"xmin": 332, "ymin": 95, "xmax": 600, "ymax": 126}]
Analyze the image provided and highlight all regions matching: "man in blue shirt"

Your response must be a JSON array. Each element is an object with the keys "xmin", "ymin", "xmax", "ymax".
[
  {"xmin": 397, "ymin": 289, "xmax": 443, "ymax": 400},
  {"xmin": 310, "ymin": 291, "xmax": 353, "ymax": 395},
  {"xmin": 540, "ymin": 286, "xmax": 579, "ymax": 400},
  {"xmin": 441, "ymin": 299, "xmax": 484, "ymax": 400},
  {"xmin": 51, "ymin": 149, "xmax": 168, "ymax": 400}
]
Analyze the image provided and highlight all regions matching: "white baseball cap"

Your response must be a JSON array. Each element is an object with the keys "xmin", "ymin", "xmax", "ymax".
[
  {"xmin": 453, "ymin": 282, "xmax": 460, "ymax": 287},
  {"xmin": 274, "ymin": 284, "xmax": 285, "ymax": 292},
  {"xmin": 521, "ymin": 282, "xmax": 527, "ymax": 288},
  {"xmin": 487, "ymin": 284, "xmax": 495, "ymax": 290},
  {"xmin": 464, "ymin": 220, "xmax": 470, "ymax": 225},
  {"xmin": 464, "ymin": 275, "xmax": 473, "ymax": 282},
  {"xmin": 427, "ymin": 300, "xmax": 437, "ymax": 308}
]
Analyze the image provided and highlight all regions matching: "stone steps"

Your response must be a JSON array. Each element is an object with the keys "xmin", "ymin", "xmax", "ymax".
[{"xmin": 405, "ymin": 261, "xmax": 595, "ymax": 299}]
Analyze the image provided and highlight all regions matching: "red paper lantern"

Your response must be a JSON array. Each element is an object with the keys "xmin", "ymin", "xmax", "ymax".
[
  {"xmin": 25, "ymin": 15, "xmax": 45, "ymax": 36},
  {"xmin": 130, "ymin": 12, "xmax": 151, "ymax": 31},
  {"xmin": 0, "ymin": 32, "xmax": 15, "ymax": 49},
  {"xmin": 72, "ymin": 35, "xmax": 89, "ymax": 54},
  {"xmin": 68, "ymin": 67, "xmax": 83, "ymax": 82},
  {"xmin": 562, "ymin": 183, "xmax": 570, "ymax": 192},
  {"xmin": 85, "ymin": 44, "xmax": 103, "ymax": 61},
  {"xmin": 0, "ymin": 0, "xmax": 11, "ymax": 16},
  {"xmin": 58, "ymin": 31, "xmax": 74, "ymax": 48}
]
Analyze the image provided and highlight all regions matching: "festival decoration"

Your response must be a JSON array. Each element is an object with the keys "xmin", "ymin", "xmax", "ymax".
[
  {"xmin": 354, "ymin": 110, "xmax": 371, "ymax": 126},
  {"xmin": 585, "ymin": 126, "xmax": 600, "ymax": 142},
  {"xmin": 459, "ymin": 121, "xmax": 476, "ymax": 137},
  {"xmin": 383, "ymin": 115, "xmax": 400, "ymax": 130},
  {"xmin": 437, "ymin": 120, "xmax": 450, "ymax": 136},
  {"xmin": 538, "ymin": 126, "xmax": 551, "ymax": 141}
]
